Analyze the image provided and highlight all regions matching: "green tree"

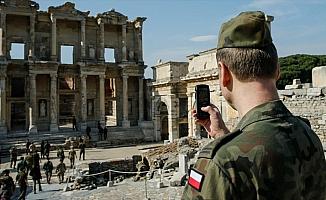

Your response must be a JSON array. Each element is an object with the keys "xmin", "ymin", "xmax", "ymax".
[{"xmin": 277, "ymin": 54, "xmax": 326, "ymax": 89}]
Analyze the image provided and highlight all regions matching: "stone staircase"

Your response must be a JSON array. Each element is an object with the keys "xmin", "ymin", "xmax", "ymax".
[{"xmin": 96, "ymin": 126, "xmax": 145, "ymax": 148}]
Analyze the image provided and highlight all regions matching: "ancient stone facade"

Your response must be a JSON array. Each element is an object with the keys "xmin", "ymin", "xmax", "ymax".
[
  {"xmin": 151, "ymin": 49, "xmax": 326, "ymax": 143},
  {"xmin": 0, "ymin": 1, "xmax": 148, "ymax": 135}
]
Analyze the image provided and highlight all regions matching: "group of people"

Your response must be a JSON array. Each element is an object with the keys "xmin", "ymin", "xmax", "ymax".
[
  {"xmin": 97, "ymin": 121, "xmax": 108, "ymax": 141},
  {"xmin": 1, "ymin": 138, "xmax": 88, "ymax": 199}
]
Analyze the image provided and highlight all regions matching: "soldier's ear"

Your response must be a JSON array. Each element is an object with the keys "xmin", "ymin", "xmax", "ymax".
[{"xmin": 218, "ymin": 61, "xmax": 232, "ymax": 87}]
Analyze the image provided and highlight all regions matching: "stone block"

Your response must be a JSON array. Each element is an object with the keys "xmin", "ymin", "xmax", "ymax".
[
  {"xmin": 312, "ymin": 66, "xmax": 326, "ymax": 87},
  {"xmin": 278, "ymin": 90, "xmax": 294, "ymax": 96},
  {"xmin": 156, "ymin": 181, "xmax": 164, "ymax": 188},
  {"xmin": 169, "ymin": 172, "xmax": 187, "ymax": 187},
  {"xmin": 318, "ymin": 120, "xmax": 325, "ymax": 125},
  {"xmin": 293, "ymin": 89, "xmax": 307, "ymax": 96},
  {"xmin": 292, "ymin": 79, "xmax": 301, "ymax": 85},
  {"xmin": 302, "ymin": 83, "xmax": 313, "ymax": 89},
  {"xmin": 307, "ymin": 88, "xmax": 322, "ymax": 96},
  {"xmin": 322, "ymin": 114, "xmax": 326, "ymax": 121}
]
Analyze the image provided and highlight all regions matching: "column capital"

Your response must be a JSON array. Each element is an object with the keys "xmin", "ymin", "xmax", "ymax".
[
  {"xmin": 81, "ymin": 18, "xmax": 86, "ymax": 26},
  {"xmin": 80, "ymin": 74, "xmax": 87, "ymax": 79},
  {"xmin": 50, "ymin": 13, "xmax": 56, "ymax": 23},
  {"xmin": 122, "ymin": 74, "xmax": 129, "ymax": 79},
  {"xmin": 99, "ymin": 74, "xmax": 106, "ymax": 79},
  {"xmin": 50, "ymin": 73, "xmax": 57, "ymax": 79},
  {"xmin": 29, "ymin": 73, "xmax": 36, "ymax": 79}
]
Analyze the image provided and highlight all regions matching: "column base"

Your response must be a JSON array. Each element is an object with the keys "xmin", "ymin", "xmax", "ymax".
[
  {"xmin": 29, "ymin": 125, "xmax": 38, "ymax": 134},
  {"xmin": 80, "ymin": 122, "xmax": 87, "ymax": 132},
  {"xmin": 51, "ymin": 55, "xmax": 57, "ymax": 61},
  {"xmin": 122, "ymin": 120, "xmax": 130, "ymax": 128},
  {"xmin": 0, "ymin": 125, "xmax": 7, "ymax": 134},
  {"xmin": 50, "ymin": 124, "xmax": 59, "ymax": 132}
]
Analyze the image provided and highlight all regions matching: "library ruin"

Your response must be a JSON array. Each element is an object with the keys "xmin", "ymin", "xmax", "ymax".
[{"xmin": 0, "ymin": 1, "xmax": 149, "ymax": 135}]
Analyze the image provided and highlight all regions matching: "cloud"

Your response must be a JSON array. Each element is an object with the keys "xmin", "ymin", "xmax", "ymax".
[{"xmin": 190, "ymin": 35, "xmax": 216, "ymax": 42}]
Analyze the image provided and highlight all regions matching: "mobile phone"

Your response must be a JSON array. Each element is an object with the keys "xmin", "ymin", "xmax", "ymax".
[{"xmin": 195, "ymin": 84, "xmax": 210, "ymax": 119}]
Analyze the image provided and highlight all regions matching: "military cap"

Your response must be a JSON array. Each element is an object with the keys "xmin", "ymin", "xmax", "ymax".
[{"xmin": 217, "ymin": 11, "xmax": 274, "ymax": 49}]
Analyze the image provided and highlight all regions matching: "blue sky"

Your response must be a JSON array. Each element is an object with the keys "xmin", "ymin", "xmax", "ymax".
[{"xmin": 38, "ymin": 0, "xmax": 326, "ymax": 78}]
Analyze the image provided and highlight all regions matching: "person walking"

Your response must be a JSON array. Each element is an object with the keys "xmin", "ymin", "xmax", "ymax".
[
  {"xmin": 43, "ymin": 157, "xmax": 53, "ymax": 184},
  {"xmin": 182, "ymin": 11, "xmax": 326, "ymax": 200},
  {"xmin": 44, "ymin": 140, "xmax": 51, "ymax": 160},
  {"xmin": 103, "ymin": 126, "xmax": 108, "ymax": 141},
  {"xmin": 40, "ymin": 140, "xmax": 45, "ymax": 159},
  {"xmin": 78, "ymin": 140, "xmax": 86, "ymax": 161},
  {"xmin": 16, "ymin": 168, "xmax": 28, "ymax": 200},
  {"xmin": 72, "ymin": 116, "xmax": 77, "ymax": 131},
  {"xmin": 30, "ymin": 151, "xmax": 42, "ymax": 194},
  {"xmin": 0, "ymin": 169, "xmax": 15, "ymax": 200},
  {"xmin": 68, "ymin": 146, "xmax": 77, "ymax": 168},
  {"xmin": 25, "ymin": 139, "xmax": 31, "ymax": 155},
  {"xmin": 9, "ymin": 146, "xmax": 17, "ymax": 169},
  {"xmin": 86, "ymin": 126, "xmax": 91, "ymax": 140},
  {"xmin": 16, "ymin": 157, "xmax": 28, "ymax": 173},
  {"xmin": 56, "ymin": 146, "xmax": 65, "ymax": 162},
  {"xmin": 56, "ymin": 159, "xmax": 66, "ymax": 184}
]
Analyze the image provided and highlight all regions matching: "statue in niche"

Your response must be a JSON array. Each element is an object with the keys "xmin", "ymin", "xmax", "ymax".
[{"xmin": 39, "ymin": 100, "xmax": 47, "ymax": 117}]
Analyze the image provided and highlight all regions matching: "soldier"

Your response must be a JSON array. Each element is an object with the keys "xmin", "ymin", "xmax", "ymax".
[
  {"xmin": 78, "ymin": 139, "xmax": 86, "ymax": 161},
  {"xmin": 0, "ymin": 169, "xmax": 15, "ymax": 200},
  {"xmin": 9, "ymin": 146, "xmax": 17, "ymax": 169},
  {"xmin": 56, "ymin": 146, "xmax": 65, "ymax": 162},
  {"xmin": 44, "ymin": 140, "xmax": 51, "ymax": 159},
  {"xmin": 30, "ymin": 151, "xmax": 42, "ymax": 194},
  {"xmin": 43, "ymin": 157, "xmax": 53, "ymax": 184},
  {"xmin": 25, "ymin": 139, "xmax": 31, "ymax": 155},
  {"xmin": 16, "ymin": 157, "xmax": 28, "ymax": 173},
  {"xmin": 68, "ymin": 146, "xmax": 77, "ymax": 168},
  {"xmin": 56, "ymin": 159, "xmax": 66, "ymax": 184},
  {"xmin": 16, "ymin": 168, "xmax": 28, "ymax": 200},
  {"xmin": 25, "ymin": 152, "xmax": 33, "ymax": 175},
  {"xmin": 182, "ymin": 11, "xmax": 326, "ymax": 199},
  {"xmin": 40, "ymin": 140, "xmax": 45, "ymax": 159}
]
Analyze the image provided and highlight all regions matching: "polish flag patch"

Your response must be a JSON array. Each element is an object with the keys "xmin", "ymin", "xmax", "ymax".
[{"xmin": 188, "ymin": 168, "xmax": 205, "ymax": 191}]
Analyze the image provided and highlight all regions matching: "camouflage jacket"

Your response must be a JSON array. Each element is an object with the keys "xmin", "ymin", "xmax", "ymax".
[{"xmin": 182, "ymin": 100, "xmax": 326, "ymax": 200}]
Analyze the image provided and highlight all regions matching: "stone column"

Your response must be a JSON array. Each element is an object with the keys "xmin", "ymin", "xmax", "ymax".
[
  {"xmin": 0, "ymin": 75, "xmax": 7, "ymax": 133},
  {"xmin": 80, "ymin": 74, "xmax": 87, "ymax": 131},
  {"xmin": 99, "ymin": 75, "xmax": 105, "ymax": 126},
  {"xmin": 50, "ymin": 14, "xmax": 57, "ymax": 61},
  {"xmin": 137, "ymin": 26, "xmax": 143, "ymax": 63},
  {"xmin": 29, "ymin": 74, "xmax": 37, "ymax": 134},
  {"xmin": 81, "ymin": 19, "xmax": 86, "ymax": 60},
  {"xmin": 29, "ymin": 14, "xmax": 35, "ymax": 59},
  {"xmin": 168, "ymin": 95, "xmax": 178, "ymax": 142},
  {"xmin": 122, "ymin": 74, "xmax": 130, "ymax": 127},
  {"xmin": 50, "ymin": 74, "xmax": 58, "ymax": 131},
  {"xmin": 138, "ymin": 76, "xmax": 144, "ymax": 122},
  {"xmin": 98, "ymin": 18, "xmax": 105, "ymax": 62},
  {"xmin": 122, "ymin": 24, "xmax": 127, "ymax": 62},
  {"xmin": 0, "ymin": 13, "xmax": 6, "ymax": 58},
  {"xmin": 187, "ymin": 92, "xmax": 194, "ymax": 137}
]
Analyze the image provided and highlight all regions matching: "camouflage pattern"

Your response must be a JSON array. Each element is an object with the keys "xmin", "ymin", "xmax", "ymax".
[
  {"xmin": 182, "ymin": 100, "xmax": 326, "ymax": 200},
  {"xmin": 217, "ymin": 11, "xmax": 273, "ymax": 50}
]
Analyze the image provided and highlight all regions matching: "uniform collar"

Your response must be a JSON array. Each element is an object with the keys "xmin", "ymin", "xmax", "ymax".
[{"xmin": 234, "ymin": 100, "xmax": 292, "ymax": 131}]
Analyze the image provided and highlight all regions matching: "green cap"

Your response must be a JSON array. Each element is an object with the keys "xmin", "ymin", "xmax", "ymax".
[{"xmin": 217, "ymin": 11, "xmax": 273, "ymax": 50}]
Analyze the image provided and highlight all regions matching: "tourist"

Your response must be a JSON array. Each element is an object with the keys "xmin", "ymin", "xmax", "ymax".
[
  {"xmin": 72, "ymin": 116, "xmax": 77, "ymax": 131},
  {"xmin": 56, "ymin": 146, "xmax": 65, "ymax": 162},
  {"xmin": 56, "ymin": 159, "xmax": 66, "ymax": 184},
  {"xmin": 40, "ymin": 140, "xmax": 45, "ymax": 159},
  {"xmin": 44, "ymin": 140, "xmax": 51, "ymax": 159},
  {"xmin": 103, "ymin": 126, "xmax": 108, "ymax": 141},
  {"xmin": 78, "ymin": 139, "xmax": 86, "ymax": 161},
  {"xmin": 16, "ymin": 168, "xmax": 28, "ymax": 200},
  {"xmin": 30, "ymin": 150, "xmax": 42, "ymax": 194},
  {"xmin": 25, "ymin": 139, "xmax": 31, "ymax": 155},
  {"xmin": 182, "ymin": 11, "xmax": 326, "ymax": 199},
  {"xmin": 9, "ymin": 146, "xmax": 17, "ymax": 169},
  {"xmin": 0, "ymin": 169, "xmax": 15, "ymax": 200},
  {"xmin": 68, "ymin": 146, "xmax": 77, "ymax": 168},
  {"xmin": 86, "ymin": 126, "xmax": 91, "ymax": 140},
  {"xmin": 97, "ymin": 121, "xmax": 103, "ymax": 141},
  {"xmin": 43, "ymin": 157, "xmax": 53, "ymax": 184}
]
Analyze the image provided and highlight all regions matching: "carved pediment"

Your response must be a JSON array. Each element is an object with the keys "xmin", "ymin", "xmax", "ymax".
[
  {"xmin": 97, "ymin": 9, "xmax": 128, "ymax": 24},
  {"xmin": 48, "ymin": 2, "xmax": 90, "ymax": 17},
  {"xmin": 2, "ymin": 0, "xmax": 39, "ymax": 10}
]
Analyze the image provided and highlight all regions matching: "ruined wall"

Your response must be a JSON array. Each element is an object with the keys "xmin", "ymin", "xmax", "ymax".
[{"xmin": 279, "ymin": 88, "xmax": 326, "ymax": 143}]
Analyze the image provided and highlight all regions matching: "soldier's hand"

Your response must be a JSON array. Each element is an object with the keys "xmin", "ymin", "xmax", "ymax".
[{"xmin": 192, "ymin": 104, "xmax": 230, "ymax": 138}]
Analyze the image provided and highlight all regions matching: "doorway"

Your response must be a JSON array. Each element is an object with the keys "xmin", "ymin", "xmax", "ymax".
[
  {"xmin": 159, "ymin": 102, "xmax": 168, "ymax": 141},
  {"xmin": 11, "ymin": 102, "xmax": 26, "ymax": 131}
]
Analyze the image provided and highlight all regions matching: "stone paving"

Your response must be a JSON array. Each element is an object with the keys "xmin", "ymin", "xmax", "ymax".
[{"xmin": 0, "ymin": 142, "xmax": 186, "ymax": 200}]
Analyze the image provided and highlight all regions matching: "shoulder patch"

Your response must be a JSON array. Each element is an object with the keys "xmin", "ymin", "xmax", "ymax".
[
  {"xmin": 188, "ymin": 168, "xmax": 205, "ymax": 192},
  {"xmin": 198, "ymin": 129, "xmax": 242, "ymax": 159}
]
